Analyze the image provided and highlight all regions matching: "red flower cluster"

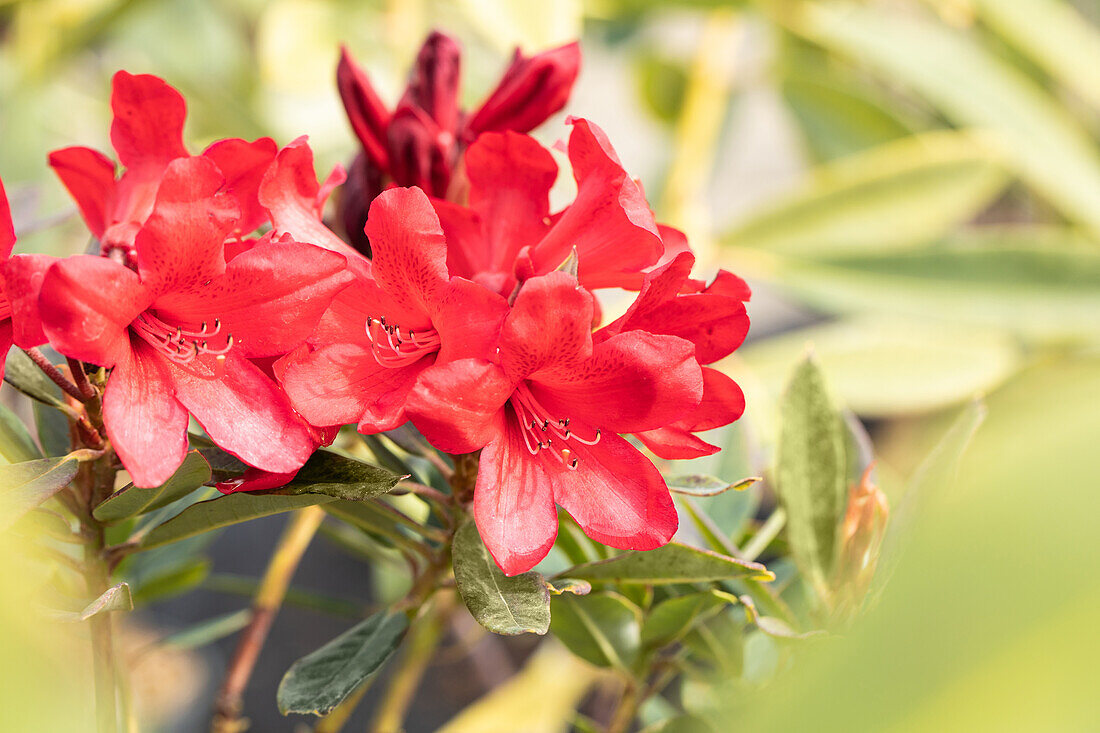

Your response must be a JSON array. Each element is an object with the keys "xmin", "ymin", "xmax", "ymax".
[{"xmin": 7, "ymin": 38, "xmax": 749, "ymax": 575}]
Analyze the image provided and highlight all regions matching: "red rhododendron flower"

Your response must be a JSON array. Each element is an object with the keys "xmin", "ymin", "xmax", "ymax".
[
  {"xmin": 432, "ymin": 119, "xmax": 663, "ymax": 297},
  {"xmin": 598, "ymin": 249, "xmax": 751, "ymax": 458},
  {"xmin": 281, "ymin": 187, "xmax": 507, "ymax": 434},
  {"xmin": 336, "ymin": 33, "xmax": 580, "ymax": 252},
  {"xmin": 405, "ymin": 271, "xmax": 703, "ymax": 575},
  {"xmin": 39, "ymin": 157, "xmax": 353, "ymax": 487},
  {"xmin": 49, "ymin": 71, "xmax": 276, "ymax": 257},
  {"xmin": 0, "ymin": 178, "xmax": 50, "ymax": 380}
]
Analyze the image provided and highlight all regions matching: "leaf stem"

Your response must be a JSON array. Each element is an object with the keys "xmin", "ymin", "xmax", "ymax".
[
  {"xmin": 22, "ymin": 347, "xmax": 88, "ymax": 402},
  {"xmin": 211, "ymin": 505, "xmax": 326, "ymax": 732}
]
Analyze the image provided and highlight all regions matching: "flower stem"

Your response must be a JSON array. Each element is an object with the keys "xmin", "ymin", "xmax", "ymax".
[
  {"xmin": 212, "ymin": 505, "xmax": 326, "ymax": 732},
  {"xmin": 369, "ymin": 592, "xmax": 454, "ymax": 733},
  {"xmin": 86, "ymin": 533, "xmax": 119, "ymax": 733},
  {"xmin": 67, "ymin": 356, "xmax": 97, "ymax": 400},
  {"xmin": 606, "ymin": 678, "xmax": 640, "ymax": 733},
  {"xmin": 22, "ymin": 347, "xmax": 88, "ymax": 402}
]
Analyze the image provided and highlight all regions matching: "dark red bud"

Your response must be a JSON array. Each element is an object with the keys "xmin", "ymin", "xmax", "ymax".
[
  {"xmin": 337, "ymin": 152, "xmax": 386, "ymax": 257},
  {"xmin": 387, "ymin": 104, "xmax": 452, "ymax": 198},
  {"xmin": 337, "ymin": 45, "xmax": 392, "ymax": 171},
  {"xmin": 465, "ymin": 41, "xmax": 581, "ymax": 137},
  {"xmin": 405, "ymin": 31, "xmax": 463, "ymax": 135}
]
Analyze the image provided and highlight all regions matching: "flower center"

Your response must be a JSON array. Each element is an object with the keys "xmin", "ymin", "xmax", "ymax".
[
  {"xmin": 365, "ymin": 316, "xmax": 441, "ymax": 368},
  {"xmin": 511, "ymin": 383, "xmax": 601, "ymax": 470},
  {"xmin": 132, "ymin": 311, "xmax": 233, "ymax": 367}
]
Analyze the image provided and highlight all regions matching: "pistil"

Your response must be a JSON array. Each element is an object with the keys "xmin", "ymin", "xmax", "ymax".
[
  {"xmin": 511, "ymin": 383, "xmax": 601, "ymax": 469},
  {"xmin": 365, "ymin": 316, "xmax": 441, "ymax": 368}
]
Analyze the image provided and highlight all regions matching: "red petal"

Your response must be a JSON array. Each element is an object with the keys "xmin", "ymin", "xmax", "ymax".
[
  {"xmin": 366, "ymin": 187, "xmax": 449, "ymax": 325},
  {"xmin": 168, "ymin": 353, "xmax": 314, "ymax": 474},
  {"xmin": 530, "ymin": 118, "xmax": 661, "ymax": 286},
  {"xmin": 553, "ymin": 429, "xmax": 677, "ymax": 550},
  {"xmin": 634, "ymin": 426, "xmax": 719, "ymax": 460},
  {"xmin": 47, "ymin": 147, "xmax": 117, "ymax": 238},
  {"xmin": 109, "ymin": 71, "xmax": 188, "ymax": 172},
  {"xmin": 39, "ymin": 255, "xmax": 152, "ymax": 367},
  {"xmin": 0, "ymin": 320, "xmax": 12, "ymax": 383},
  {"xmin": 433, "ymin": 277, "xmax": 510, "ymax": 364},
  {"xmin": 281, "ymin": 342, "xmax": 423, "ymax": 433},
  {"xmin": 0, "ymin": 177, "xmax": 13, "ymax": 257},
  {"xmin": 154, "ymin": 239, "xmax": 352, "ymax": 358},
  {"xmin": 464, "ymin": 132, "xmax": 555, "ymax": 274},
  {"xmin": 202, "ymin": 137, "xmax": 279, "ymax": 235},
  {"xmin": 681, "ymin": 367, "xmax": 745, "ymax": 431},
  {"xmin": 2, "ymin": 254, "xmax": 53, "ymax": 347},
  {"xmin": 216, "ymin": 467, "xmax": 298, "ymax": 494},
  {"xmin": 134, "ymin": 156, "xmax": 238, "ymax": 295},
  {"xmin": 103, "ymin": 340, "xmax": 189, "ymax": 488},
  {"xmin": 337, "ymin": 46, "xmax": 391, "ymax": 170},
  {"xmin": 532, "ymin": 330, "xmax": 702, "ymax": 434},
  {"xmin": 404, "ymin": 31, "xmax": 462, "ymax": 135},
  {"xmin": 466, "ymin": 41, "xmax": 581, "ymax": 136},
  {"xmin": 386, "ymin": 104, "xmax": 450, "ymax": 196},
  {"xmin": 433, "ymin": 198, "xmax": 487, "ymax": 283},
  {"xmin": 500, "ymin": 271, "xmax": 594, "ymax": 381},
  {"xmin": 406, "ymin": 358, "xmax": 512, "ymax": 455},
  {"xmin": 473, "ymin": 408, "xmax": 559, "ymax": 576},
  {"xmin": 259, "ymin": 137, "xmax": 365, "ymax": 260}
]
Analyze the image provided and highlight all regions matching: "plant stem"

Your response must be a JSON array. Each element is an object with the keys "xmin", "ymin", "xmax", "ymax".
[
  {"xmin": 67, "ymin": 357, "xmax": 97, "ymax": 400},
  {"xmin": 23, "ymin": 347, "xmax": 88, "ymax": 402},
  {"xmin": 369, "ymin": 593, "xmax": 454, "ymax": 733},
  {"xmin": 212, "ymin": 505, "xmax": 326, "ymax": 733},
  {"xmin": 86, "ymin": 532, "xmax": 119, "ymax": 733},
  {"xmin": 606, "ymin": 678, "xmax": 640, "ymax": 733}
]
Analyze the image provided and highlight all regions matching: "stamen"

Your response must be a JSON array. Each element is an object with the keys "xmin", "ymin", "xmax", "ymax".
[
  {"xmin": 363, "ymin": 315, "xmax": 442, "ymax": 369},
  {"xmin": 510, "ymin": 384, "xmax": 603, "ymax": 470},
  {"xmin": 131, "ymin": 311, "xmax": 233, "ymax": 372}
]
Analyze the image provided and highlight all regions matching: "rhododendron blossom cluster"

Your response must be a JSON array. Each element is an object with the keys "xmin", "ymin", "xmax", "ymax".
[{"xmin": 3, "ymin": 38, "xmax": 749, "ymax": 577}]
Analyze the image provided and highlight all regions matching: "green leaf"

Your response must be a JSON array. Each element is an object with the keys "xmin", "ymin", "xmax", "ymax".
[
  {"xmin": 0, "ymin": 403, "xmax": 42, "ymax": 464},
  {"xmin": 549, "ymin": 592, "xmax": 642, "ymax": 669},
  {"xmin": 452, "ymin": 521, "xmax": 551, "ymax": 636},
  {"xmin": 277, "ymin": 449, "xmax": 401, "ymax": 501},
  {"xmin": 2, "ymin": 348, "xmax": 68, "ymax": 409},
  {"xmin": 130, "ymin": 557, "xmax": 210, "ymax": 606},
  {"xmin": 277, "ymin": 610, "xmax": 409, "ymax": 716},
  {"xmin": 793, "ymin": 2, "xmax": 1100, "ymax": 235},
  {"xmin": 559, "ymin": 543, "xmax": 773, "ymax": 585},
  {"xmin": 187, "ymin": 432, "xmax": 248, "ymax": 481},
  {"xmin": 681, "ymin": 607, "xmax": 744, "ymax": 677},
  {"xmin": 737, "ymin": 594, "xmax": 826, "ymax": 642},
  {"xmin": 763, "ymin": 228, "xmax": 1100, "ymax": 343},
  {"xmin": 666, "ymin": 474, "xmax": 760, "ymax": 497},
  {"xmin": 138, "ymin": 492, "xmax": 336, "ymax": 551},
  {"xmin": 775, "ymin": 355, "xmax": 847, "ymax": 591},
  {"xmin": 642, "ymin": 591, "xmax": 731, "ymax": 648},
  {"xmin": 721, "ymin": 130, "xmax": 1007, "ymax": 256},
  {"xmin": 156, "ymin": 609, "xmax": 252, "ymax": 652},
  {"xmin": 0, "ymin": 456, "xmax": 80, "ymax": 532},
  {"xmin": 34, "ymin": 401, "xmax": 70, "ymax": 457},
  {"xmin": 94, "ymin": 451, "xmax": 211, "ymax": 523},
  {"xmin": 546, "ymin": 579, "xmax": 592, "ymax": 597},
  {"xmin": 52, "ymin": 582, "xmax": 134, "ymax": 622}
]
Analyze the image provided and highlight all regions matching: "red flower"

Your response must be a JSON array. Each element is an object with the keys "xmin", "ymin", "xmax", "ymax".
[
  {"xmin": 433, "ymin": 119, "xmax": 664, "ymax": 297},
  {"xmin": 48, "ymin": 71, "xmax": 276, "ymax": 257},
  {"xmin": 39, "ymin": 157, "xmax": 353, "ymax": 487},
  {"xmin": 0, "ymin": 179, "xmax": 50, "ymax": 380},
  {"xmin": 405, "ymin": 272, "xmax": 703, "ymax": 575},
  {"xmin": 336, "ymin": 33, "xmax": 580, "ymax": 252},
  {"xmin": 281, "ymin": 187, "xmax": 508, "ymax": 434},
  {"xmin": 599, "ymin": 249, "xmax": 751, "ymax": 458}
]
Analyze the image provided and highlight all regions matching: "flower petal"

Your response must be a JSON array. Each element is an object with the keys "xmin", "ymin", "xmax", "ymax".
[
  {"xmin": 202, "ymin": 137, "xmax": 279, "ymax": 235},
  {"xmin": 533, "ymin": 331, "xmax": 702, "ymax": 434},
  {"xmin": 3, "ymin": 253, "xmax": 53, "ymax": 348},
  {"xmin": 134, "ymin": 156, "xmax": 238, "ymax": 295},
  {"xmin": 406, "ymin": 358, "xmax": 513, "ymax": 454},
  {"xmin": 553, "ymin": 429, "xmax": 677, "ymax": 550},
  {"xmin": 473, "ymin": 407, "xmax": 560, "ymax": 576},
  {"xmin": 47, "ymin": 147, "xmax": 118, "ymax": 239},
  {"xmin": 103, "ymin": 340, "xmax": 189, "ymax": 488},
  {"xmin": 0, "ymin": 177, "xmax": 14, "ymax": 258},
  {"xmin": 39, "ymin": 255, "xmax": 152, "ymax": 367},
  {"xmin": 634, "ymin": 426, "xmax": 719, "ymax": 460},
  {"xmin": 500, "ymin": 271, "xmax": 593, "ymax": 381},
  {"xmin": 168, "ymin": 353, "xmax": 314, "ymax": 474},
  {"xmin": 433, "ymin": 277, "xmax": 509, "ymax": 364},
  {"xmin": 337, "ymin": 45, "xmax": 391, "ymax": 170},
  {"xmin": 403, "ymin": 31, "xmax": 462, "ymax": 134},
  {"xmin": 466, "ymin": 41, "xmax": 581, "ymax": 136},
  {"xmin": 109, "ymin": 71, "xmax": 188, "ymax": 172},
  {"xmin": 0, "ymin": 320, "xmax": 12, "ymax": 383},
  {"xmin": 154, "ymin": 238, "xmax": 353, "ymax": 358}
]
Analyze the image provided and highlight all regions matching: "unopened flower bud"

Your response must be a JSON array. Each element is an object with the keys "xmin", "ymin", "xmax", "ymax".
[
  {"xmin": 336, "ymin": 46, "xmax": 391, "ymax": 170},
  {"xmin": 465, "ymin": 41, "xmax": 581, "ymax": 137},
  {"xmin": 387, "ymin": 104, "xmax": 452, "ymax": 198},
  {"xmin": 404, "ymin": 31, "xmax": 463, "ymax": 135},
  {"xmin": 337, "ymin": 152, "xmax": 386, "ymax": 257},
  {"xmin": 833, "ymin": 464, "xmax": 890, "ymax": 614}
]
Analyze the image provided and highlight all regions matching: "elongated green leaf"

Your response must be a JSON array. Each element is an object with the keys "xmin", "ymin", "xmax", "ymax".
[
  {"xmin": 187, "ymin": 432, "xmax": 247, "ymax": 481},
  {"xmin": 2, "ymin": 348, "xmax": 68, "ymax": 409},
  {"xmin": 0, "ymin": 403, "xmax": 42, "ymax": 464},
  {"xmin": 0, "ymin": 456, "xmax": 80, "ymax": 532},
  {"xmin": 35, "ymin": 401, "xmax": 70, "ymax": 457},
  {"xmin": 666, "ymin": 475, "xmax": 759, "ymax": 497},
  {"xmin": 682, "ymin": 608, "xmax": 745, "ymax": 677},
  {"xmin": 94, "ymin": 451, "xmax": 211, "ymax": 523},
  {"xmin": 277, "ymin": 610, "xmax": 409, "ymax": 716},
  {"xmin": 560, "ymin": 543, "xmax": 773, "ymax": 585},
  {"xmin": 452, "ymin": 521, "xmax": 550, "ymax": 636},
  {"xmin": 130, "ymin": 557, "xmax": 210, "ymax": 605},
  {"xmin": 549, "ymin": 592, "xmax": 641, "ymax": 669},
  {"xmin": 971, "ymin": 0, "xmax": 1100, "ymax": 113},
  {"xmin": 278, "ymin": 449, "xmax": 401, "ymax": 501},
  {"xmin": 793, "ymin": 2, "xmax": 1100, "ymax": 235},
  {"xmin": 157, "ymin": 609, "xmax": 252, "ymax": 652},
  {"xmin": 765, "ymin": 228, "xmax": 1100, "ymax": 342},
  {"xmin": 775, "ymin": 356, "xmax": 847, "ymax": 592},
  {"xmin": 642, "ymin": 591, "xmax": 731, "ymax": 648},
  {"xmin": 722, "ymin": 130, "xmax": 1007, "ymax": 255},
  {"xmin": 139, "ymin": 492, "xmax": 336, "ymax": 550}
]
